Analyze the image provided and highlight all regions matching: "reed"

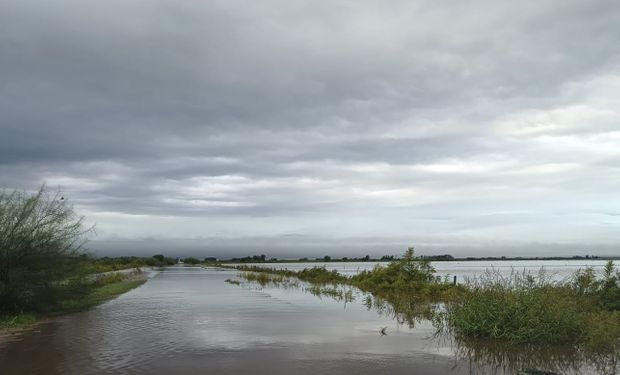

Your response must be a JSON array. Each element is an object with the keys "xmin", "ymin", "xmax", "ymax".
[{"xmin": 442, "ymin": 264, "xmax": 620, "ymax": 347}]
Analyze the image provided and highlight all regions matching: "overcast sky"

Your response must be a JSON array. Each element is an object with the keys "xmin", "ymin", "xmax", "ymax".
[{"xmin": 1, "ymin": 0, "xmax": 619, "ymax": 258}]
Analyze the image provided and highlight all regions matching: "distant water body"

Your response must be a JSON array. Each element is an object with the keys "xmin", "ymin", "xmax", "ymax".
[{"xmin": 237, "ymin": 260, "xmax": 616, "ymax": 282}]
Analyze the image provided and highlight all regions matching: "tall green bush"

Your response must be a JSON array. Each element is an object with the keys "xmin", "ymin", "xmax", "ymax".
[
  {"xmin": 0, "ymin": 186, "xmax": 91, "ymax": 313},
  {"xmin": 352, "ymin": 247, "xmax": 439, "ymax": 293}
]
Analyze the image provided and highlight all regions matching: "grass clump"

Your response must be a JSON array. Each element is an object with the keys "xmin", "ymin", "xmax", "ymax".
[
  {"xmin": 443, "ymin": 263, "xmax": 620, "ymax": 347},
  {"xmin": 236, "ymin": 271, "xmax": 301, "ymax": 288},
  {"xmin": 352, "ymin": 247, "xmax": 436, "ymax": 288},
  {"xmin": 241, "ymin": 271, "xmax": 285, "ymax": 286},
  {"xmin": 298, "ymin": 266, "xmax": 346, "ymax": 284},
  {"xmin": 447, "ymin": 271, "xmax": 585, "ymax": 343}
]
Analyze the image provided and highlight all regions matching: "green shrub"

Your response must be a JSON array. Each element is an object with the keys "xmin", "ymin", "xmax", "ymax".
[
  {"xmin": 0, "ymin": 186, "xmax": 92, "ymax": 313},
  {"xmin": 598, "ymin": 261, "xmax": 620, "ymax": 311},
  {"xmin": 298, "ymin": 266, "xmax": 345, "ymax": 284},
  {"xmin": 445, "ymin": 266, "xmax": 620, "ymax": 345},
  {"xmin": 449, "ymin": 284, "xmax": 585, "ymax": 343},
  {"xmin": 351, "ymin": 247, "xmax": 452, "ymax": 299},
  {"xmin": 183, "ymin": 257, "xmax": 201, "ymax": 265}
]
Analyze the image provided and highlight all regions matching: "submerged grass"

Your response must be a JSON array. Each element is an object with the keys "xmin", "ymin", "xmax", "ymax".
[
  {"xmin": 305, "ymin": 284, "xmax": 355, "ymax": 303},
  {"xmin": 239, "ymin": 271, "xmax": 299, "ymax": 287},
  {"xmin": 231, "ymin": 265, "xmax": 346, "ymax": 285}
]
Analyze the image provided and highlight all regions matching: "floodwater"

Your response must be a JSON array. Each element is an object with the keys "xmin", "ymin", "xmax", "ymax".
[
  {"xmin": 0, "ymin": 266, "xmax": 616, "ymax": 375},
  {"xmin": 242, "ymin": 260, "xmax": 617, "ymax": 282}
]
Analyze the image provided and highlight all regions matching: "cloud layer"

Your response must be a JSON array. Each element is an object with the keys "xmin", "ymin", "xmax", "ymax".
[{"xmin": 1, "ymin": 0, "xmax": 620, "ymax": 256}]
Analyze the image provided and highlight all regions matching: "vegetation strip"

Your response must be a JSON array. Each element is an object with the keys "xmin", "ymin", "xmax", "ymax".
[
  {"xmin": 221, "ymin": 249, "xmax": 620, "ymax": 351},
  {"xmin": 0, "ymin": 273, "xmax": 147, "ymax": 330}
]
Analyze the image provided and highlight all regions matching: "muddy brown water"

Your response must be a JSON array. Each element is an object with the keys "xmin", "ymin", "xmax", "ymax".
[{"xmin": 0, "ymin": 266, "xmax": 614, "ymax": 375}]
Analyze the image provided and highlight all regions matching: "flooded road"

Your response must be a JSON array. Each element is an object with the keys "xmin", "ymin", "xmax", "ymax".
[{"xmin": 0, "ymin": 266, "xmax": 614, "ymax": 374}]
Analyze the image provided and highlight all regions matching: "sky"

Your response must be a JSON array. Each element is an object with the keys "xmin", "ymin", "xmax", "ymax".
[{"xmin": 1, "ymin": 0, "xmax": 619, "ymax": 258}]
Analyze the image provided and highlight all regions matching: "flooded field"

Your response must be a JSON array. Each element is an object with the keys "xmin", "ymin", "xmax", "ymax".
[
  {"xmin": 242, "ymin": 260, "xmax": 616, "ymax": 282},
  {"xmin": 0, "ymin": 266, "xmax": 616, "ymax": 375}
]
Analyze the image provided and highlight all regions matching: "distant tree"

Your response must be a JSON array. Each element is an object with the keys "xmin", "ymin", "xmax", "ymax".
[
  {"xmin": 144, "ymin": 257, "xmax": 161, "ymax": 267},
  {"xmin": 323, "ymin": 255, "xmax": 331, "ymax": 262},
  {"xmin": 420, "ymin": 254, "xmax": 454, "ymax": 261},
  {"xmin": 152, "ymin": 254, "xmax": 165, "ymax": 263},
  {"xmin": 183, "ymin": 257, "xmax": 200, "ymax": 265},
  {"xmin": 0, "ymin": 186, "xmax": 92, "ymax": 313},
  {"xmin": 247, "ymin": 254, "xmax": 267, "ymax": 262}
]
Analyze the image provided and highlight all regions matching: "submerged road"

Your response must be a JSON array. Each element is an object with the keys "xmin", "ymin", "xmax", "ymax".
[{"xmin": 0, "ymin": 266, "xmax": 605, "ymax": 375}]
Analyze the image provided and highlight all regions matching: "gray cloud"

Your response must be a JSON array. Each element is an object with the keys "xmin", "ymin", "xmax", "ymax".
[{"xmin": 1, "ymin": 0, "xmax": 620, "ymax": 256}]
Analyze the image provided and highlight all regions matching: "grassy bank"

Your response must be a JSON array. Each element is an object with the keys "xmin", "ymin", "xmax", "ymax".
[
  {"xmin": 52, "ymin": 278, "xmax": 146, "ymax": 314},
  {"xmin": 0, "ymin": 272, "xmax": 146, "ymax": 330},
  {"xmin": 0, "ymin": 313, "xmax": 37, "ymax": 329}
]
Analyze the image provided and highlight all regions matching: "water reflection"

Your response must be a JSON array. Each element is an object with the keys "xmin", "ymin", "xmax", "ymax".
[
  {"xmin": 0, "ymin": 321, "xmax": 68, "ymax": 375},
  {"xmin": 363, "ymin": 294, "xmax": 438, "ymax": 329},
  {"xmin": 233, "ymin": 271, "xmax": 619, "ymax": 375},
  {"xmin": 449, "ymin": 337, "xmax": 618, "ymax": 375}
]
